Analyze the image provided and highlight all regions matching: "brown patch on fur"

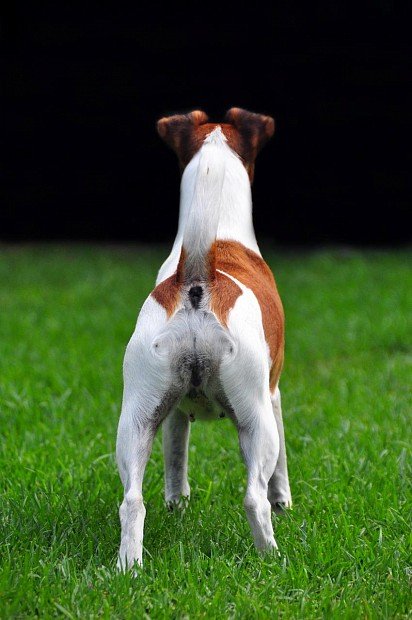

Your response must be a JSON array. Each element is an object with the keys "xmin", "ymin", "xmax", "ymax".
[
  {"xmin": 212, "ymin": 240, "xmax": 284, "ymax": 391},
  {"xmin": 156, "ymin": 108, "xmax": 275, "ymax": 182},
  {"xmin": 151, "ymin": 274, "xmax": 182, "ymax": 317},
  {"xmin": 210, "ymin": 271, "xmax": 242, "ymax": 327},
  {"xmin": 175, "ymin": 247, "xmax": 186, "ymax": 284},
  {"xmin": 151, "ymin": 241, "xmax": 283, "ymax": 390}
]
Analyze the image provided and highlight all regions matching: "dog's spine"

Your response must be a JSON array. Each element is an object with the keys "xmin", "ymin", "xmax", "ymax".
[{"xmin": 178, "ymin": 128, "xmax": 227, "ymax": 283}]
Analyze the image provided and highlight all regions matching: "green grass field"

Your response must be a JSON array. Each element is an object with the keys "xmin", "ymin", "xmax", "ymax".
[{"xmin": 0, "ymin": 246, "xmax": 411, "ymax": 619}]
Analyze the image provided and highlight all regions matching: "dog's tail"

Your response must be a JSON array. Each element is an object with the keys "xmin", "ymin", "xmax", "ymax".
[{"xmin": 177, "ymin": 127, "xmax": 227, "ymax": 283}]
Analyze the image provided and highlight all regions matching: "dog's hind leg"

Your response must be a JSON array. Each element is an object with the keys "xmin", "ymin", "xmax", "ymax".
[
  {"xmin": 116, "ymin": 410, "xmax": 155, "ymax": 571},
  {"xmin": 218, "ymin": 287, "xmax": 282, "ymax": 552},
  {"xmin": 116, "ymin": 322, "xmax": 176, "ymax": 571},
  {"xmin": 237, "ymin": 403, "xmax": 280, "ymax": 551},
  {"xmin": 162, "ymin": 408, "xmax": 191, "ymax": 508},
  {"xmin": 267, "ymin": 387, "xmax": 292, "ymax": 513},
  {"xmin": 220, "ymin": 339, "xmax": 280, "ymax": 551}
]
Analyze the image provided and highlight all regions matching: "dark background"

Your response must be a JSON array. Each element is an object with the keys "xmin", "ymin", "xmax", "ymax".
[{"xmin": 3, "ymin": 3, "xmax": 411, "ymax": 245}]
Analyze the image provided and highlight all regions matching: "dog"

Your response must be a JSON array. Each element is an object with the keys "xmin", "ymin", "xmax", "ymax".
[{"xmin": 116, "ymin": 108, "xmax": 292, "ymax": 570}]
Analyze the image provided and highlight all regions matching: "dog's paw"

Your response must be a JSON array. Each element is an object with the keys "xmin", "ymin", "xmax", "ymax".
[
  {"xmin": 272, "ymin": 500, "xmax": 292, "ymax": 515},
  {"xmin": 116, "ymin": 545, "xmax": 143, "ymax": 575},
  {"xmin": 166, "ymin": 495, "xmax": 190, "ymax": 512},
  {"xmin": 269, "ymin": 492, "xmax": 292, "ymax": 515},
  {"xmin": 255, "ymin": 537, "xmax": 281, "ymax": 557},
  {"xmin": 116, "ymin": 555, "xmax": 142, "ymax": 577}
]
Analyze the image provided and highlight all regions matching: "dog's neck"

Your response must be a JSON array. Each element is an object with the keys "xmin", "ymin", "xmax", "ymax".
[{"xmin": 157, "ymin": 134, "xmax": 260, "ymax": 284}]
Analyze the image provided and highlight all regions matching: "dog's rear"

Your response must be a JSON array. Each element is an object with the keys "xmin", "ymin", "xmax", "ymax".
[
  {"xmin": 116, "ymin": 108, "xmax": 291, "ymax": 571},
  {"xmin": 152, "ymin": 127, "xmax": 235, "ymax": 397}
]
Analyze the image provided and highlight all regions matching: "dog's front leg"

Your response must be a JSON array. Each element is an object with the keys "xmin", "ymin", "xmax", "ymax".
[
  {"xmin": 116, "ymin": 410, "xmax": 155, "ymax": 571},
  {"xmin": 162, "ymin": 408, "xmax": 190, "ymax": 508},
  {"xmin": 267, "ymin": 388, "xmax": 292, "ymax": 513}
]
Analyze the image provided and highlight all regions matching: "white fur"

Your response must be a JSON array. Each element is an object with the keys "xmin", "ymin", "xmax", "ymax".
[
  {"xmin": 156, "ymin": 126, "xmax": 260, "ymax": 285},
  {"xmin": 116, "ymin": 126, "xmax": 291, "ymax": 571},
  {"xmin": 181, "ymin": 127, "xmax": 227, "ymax": 281}
]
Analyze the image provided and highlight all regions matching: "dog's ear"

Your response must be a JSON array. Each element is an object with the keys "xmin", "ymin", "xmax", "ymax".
[
  {"xmin": 224, "ymin": 108, "xmax": 275, "ymax": 182},
  {"xmin": 157, "ymin": 110, "xmax": 209, "ymax": 164},
  {"xmin": 225, "ymin": 107, "xmax": 275, "ymax": 154}
]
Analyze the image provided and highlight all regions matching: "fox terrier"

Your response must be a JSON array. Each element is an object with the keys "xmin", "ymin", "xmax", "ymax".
[{"xmin": 116, "ymin": 108, "xmax": 292, "ymax": 570}]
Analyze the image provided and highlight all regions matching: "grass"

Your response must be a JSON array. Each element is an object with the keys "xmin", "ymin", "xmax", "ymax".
[{"xmin": 0, "ymin": 245, "xmax": 411, "ymax": 619}]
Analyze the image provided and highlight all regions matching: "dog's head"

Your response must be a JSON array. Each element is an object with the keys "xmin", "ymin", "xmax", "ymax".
[{"xmin": 157, "ymin": 108, "xmax": 274, "ymax": 183}]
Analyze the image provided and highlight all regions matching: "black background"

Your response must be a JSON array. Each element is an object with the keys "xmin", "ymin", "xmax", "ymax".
[{"xmin": 3, "ymin": 3, "xmax": 411, "ymax": 245}]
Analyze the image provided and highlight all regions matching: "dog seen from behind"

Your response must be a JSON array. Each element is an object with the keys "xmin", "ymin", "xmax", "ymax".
[{"xmin": 116, "ymin": 108, "xmax": 292, "ymax": 570}]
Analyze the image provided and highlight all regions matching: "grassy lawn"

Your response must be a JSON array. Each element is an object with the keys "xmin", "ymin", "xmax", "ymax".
[{"xmin": 0, "ymin": 245, "xmax": 411, "ymax": 619}]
